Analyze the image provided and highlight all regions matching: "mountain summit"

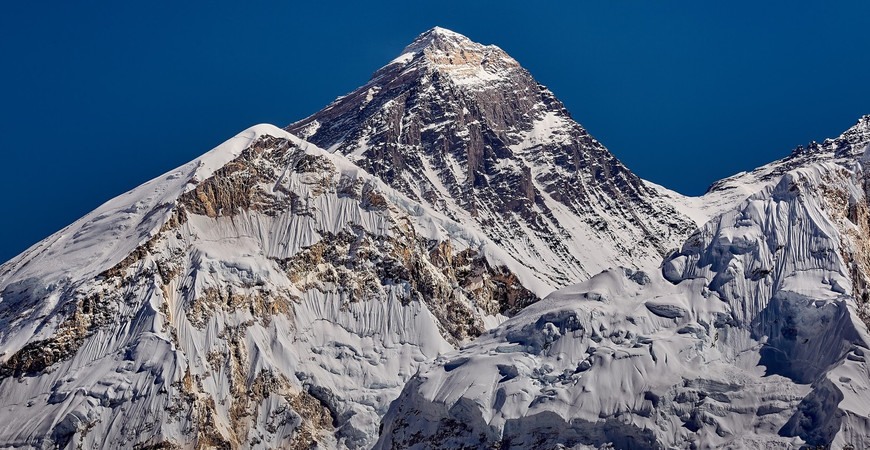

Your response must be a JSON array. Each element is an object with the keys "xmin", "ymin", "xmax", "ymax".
[
  {"xmin": 289, "ymin": 27, "xmax": 694, "ymax": 287},
  {"xmin": 386, "ymin": 26, "xmax": 521, "ymax": 86}
]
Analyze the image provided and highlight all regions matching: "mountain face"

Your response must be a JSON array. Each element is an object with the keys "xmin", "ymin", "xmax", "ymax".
[
  {"xmin": 288, "ymin": 27, "xmax": 694, "ymax": 287},
  {"xmin": 375, "ymin": 117, "xmax": 870, "ymax": 450},
  {"xmin": 1, "ymin": 26, "xmax": 869, "ymax": 450}
]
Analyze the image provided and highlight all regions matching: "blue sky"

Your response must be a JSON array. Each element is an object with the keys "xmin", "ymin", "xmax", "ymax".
[{"xmin": 1, "ymin": 2, "xmax": 869, "ymax": 262}]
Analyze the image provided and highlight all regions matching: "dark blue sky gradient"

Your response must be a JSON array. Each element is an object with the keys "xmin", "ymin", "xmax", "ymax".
[{"xmin": 1, "ymin": 2, "xmax": 869, "ymax": 262}]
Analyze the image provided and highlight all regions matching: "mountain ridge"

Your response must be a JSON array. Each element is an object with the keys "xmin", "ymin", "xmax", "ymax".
[{"xmin": 0, "ymin": 27, "xmax": 869, "ymax": 449}]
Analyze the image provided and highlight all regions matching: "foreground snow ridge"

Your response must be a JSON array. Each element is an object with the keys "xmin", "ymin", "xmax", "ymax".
[
  {"xmin": 377, "ymin": 160, "xmax": 870, "ymax": 449},
  {"xmin": 1, "ymin": 26, "xmax": 870, "ymax": 450}
]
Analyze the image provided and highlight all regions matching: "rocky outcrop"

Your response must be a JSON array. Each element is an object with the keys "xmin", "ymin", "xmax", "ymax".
[
  {"xmin": 0, "ymin": 291, "xmax": 114, "ymax": 378},
  {"xmin": 276, "ymin": 225, "xmax": 538, "ymax": 344}
]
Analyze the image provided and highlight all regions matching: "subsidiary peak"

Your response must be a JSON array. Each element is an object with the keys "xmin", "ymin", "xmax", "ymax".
[
  {"xmin": 845, "ymin": 113, "xmax": 870, "ymax": 139},
  {"xmin": 705, "ymin": 113, "xmax": 870, "ymax": 198}
]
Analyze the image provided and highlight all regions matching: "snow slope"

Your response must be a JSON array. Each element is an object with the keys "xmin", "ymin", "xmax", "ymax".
[{"xmin": 376, "ymin": 128, "xmax": 870, "ymax": 449}]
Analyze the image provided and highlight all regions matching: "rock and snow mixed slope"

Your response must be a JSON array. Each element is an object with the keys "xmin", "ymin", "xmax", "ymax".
[
  {"xmin": 1, "ymin": 24, "xmax": 870, "ymax": 450},
  {"xmin": 0, "ymin": 124, "xmax": 548, "ymax": 449},
  {"xmin": 376, "ymin": 121, "xmax": 870, "ymax": 449},
  {"xmin": 288, "ymin": 27, "xmax": 694, "ymax": 287},
  {"xmin": 1, "ymin": 27, "xmax": 667, "ymax": 449}
]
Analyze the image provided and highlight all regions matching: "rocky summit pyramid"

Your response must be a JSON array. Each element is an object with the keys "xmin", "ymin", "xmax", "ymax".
[
  {"xmin": 1, "ymin": 26, "xmax": 870, "ymax": 450},
  {"xmin": 288, "ymin": 27, "xmax": 694, "ymax": 287}
]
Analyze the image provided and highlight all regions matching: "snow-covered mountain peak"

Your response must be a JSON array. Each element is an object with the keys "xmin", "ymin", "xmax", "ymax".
[
  {"xmin": 831, "ymin": 113, "xmax": 870, "ymax": 155},
  {"xmin": 0, "ymin": 122, "xmax": 549, "ymax": 449},
  {"xmin": 4, "ymin": 26, "xmax": 870, "ymax": 450},
  {"xmin": 653, "ymin": 114, "xmax": 870, "ymax": 236},
  {"xmin": 787, "ymin": 114, "xmax": 870, "ymax": 161},
  {"xmin": 289, "ymin": 28, "xmax": 694, "ymax": 289},
  {"xmin": 0, "ymin": 124, "xmax": 277, "ymax": 290},
  {"xmin": 702, "ymin": 114, "xmax": 870, "ymax": 204}
]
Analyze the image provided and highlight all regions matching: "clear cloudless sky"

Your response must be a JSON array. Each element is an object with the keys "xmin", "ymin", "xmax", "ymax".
[{"xmin": 1, "ymin": 1, "xmax": 869, "ymax": 262}]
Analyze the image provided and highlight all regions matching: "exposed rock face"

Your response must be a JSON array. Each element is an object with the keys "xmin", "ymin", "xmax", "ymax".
[
  {"xmin": 288, "ymin": 27, "xmax": 694, "ymax": 287},
  {"xmin": 0, "ymin": 291, "xmax": 115, "ymax": 378}
]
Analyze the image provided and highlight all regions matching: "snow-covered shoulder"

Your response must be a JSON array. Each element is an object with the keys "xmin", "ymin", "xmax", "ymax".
[{"xmin": 0, "ymin": 124, "xmax": 279, "ymax": 290}]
